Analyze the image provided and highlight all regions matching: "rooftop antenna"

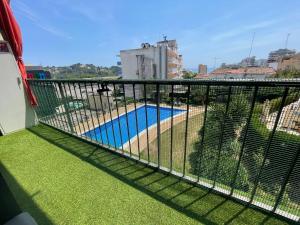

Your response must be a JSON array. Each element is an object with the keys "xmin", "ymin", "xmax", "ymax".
[
  {"xmin": 247, "ymin": 32, "xmax": 255, "ymax": 66},
  {"xmin": 285, "ymin": 33, "xmax": 291, "ymax": 49},
  {"xmin": 213, "ymin": 57, "xmax": 220, "ymax": 70}
]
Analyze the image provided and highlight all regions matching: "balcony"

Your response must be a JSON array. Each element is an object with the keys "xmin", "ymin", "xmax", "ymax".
[{"xmin": 1, "ymin": 79, "xmax": 300, "ymax": 225}]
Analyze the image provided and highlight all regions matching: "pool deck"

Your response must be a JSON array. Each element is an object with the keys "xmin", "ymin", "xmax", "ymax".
[{"xmin": 71, "ymin": 103, "xmax": 203, "ymax": 155}]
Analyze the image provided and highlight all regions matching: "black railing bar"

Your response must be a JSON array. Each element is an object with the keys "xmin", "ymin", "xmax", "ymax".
[
  {"xmin": 143, "ymin": 84, "xmax": 150, "ymax": 163},
  {"xmin": 33, "ymin": 81, "xmax": 48, "ymax": 123},
  {"xmin": 122, "ymin": 84, "xmax": 132, "ymax": 156},
  {"xmin": 67, "ymin": 82, "xmax": 84, "ymax": 136},
  {"xmin": 183, "ymin": 84, "xmax": 191, "ymax": 176},
  {"xmin": 57, "ymin": 83, "xmax": 72, "ymax": 131},
  {"xmin": 28, "ymin": 78, "xmax": 300, "ymax": 87},
  {"xmin": 90, "ymin": 82, "xmax": 105, "ymax": 145},
  {"xmin": 132, "ymin": 84, "xmax": 141, "ymax": 159},
  {"xmin": 212, "ymin": 86, "xmax": 232, "ymax": 188},
  {"xmin": 49, "ymin": 82, "xmax": 66, "ymax": 130},
  {"xmin": 250, "ymin": 87, "xmax": 289, "ymax": 203},
  {"xmin": 61, "ymin": 82, "xmax": 77, "ymax": 134},
  {"xmin": 37, "ymin": 83, "xmax": 54, "ymax": 123},
  {"xmin": 104, "ymin": 84, "xmax": 118, "ymax": 150},
  {"xmin": 156, "ymin": 83, "xmax": 161, "ymax": 167},
  {"xmin": 84, "ymin": 83, "xmax": 100, "ymax": 143},
  {"xmin": 77, "ymin": 82, "xmax": 93, "ymax": 141},
  {"xmin": 170, "ymin": 84, "xmax": 174, "ymax": 171},
  {"xmin": 113, "ymin": 84, "xmax": 124, "ymax": 153},
  {"xmin": 196, "ymin": 85, "xmax": 210, "ymax": 182},
  {"xmin": 37, "ymin": 118, "xmax": 299, "ymax": 223},
  {"xmin": 52, "ymin": 82, "xmax": 69, "ymax": 131},
  {"xmin": 34, "ymin": 81, "xmax": 52, "ymax": 125},
  {"xmin": 48, "ymin": 81, "xmax": 65, "ymax": 134},
  {"xmin": 72, "ymin": 82, "xmax": 88, "ymax": 139},
  {"xmin": 230, "ymin": 86, "xmax": 258, "ymax": 195},
  {"xmin": 96, "ymin": 83, "xmax": 110, "ymax": 147},
  {"xmin": 273, "ymin": 144, "xmax": 300, "ymax": 212}
]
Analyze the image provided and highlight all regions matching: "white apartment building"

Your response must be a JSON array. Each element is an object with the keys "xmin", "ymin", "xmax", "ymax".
[
  {"xmin": 120, "ymin": 39, "xmax": 183, "ymax": 98},
  {"xmin": 120, "ymin": 39, "xmax": 182, "ymax": 80}
]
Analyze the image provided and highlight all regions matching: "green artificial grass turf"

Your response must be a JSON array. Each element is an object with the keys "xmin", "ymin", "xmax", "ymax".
[{"xmin": 0, "ymin": 125, "xmax": 293, "ymax": 225}]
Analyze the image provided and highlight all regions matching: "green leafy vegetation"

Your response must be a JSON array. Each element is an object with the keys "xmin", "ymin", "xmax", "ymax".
[
  {"xmin": 242, "ymin": 113, "xmax": 300, "ymax": 204},
  {"xmin": 182, "ymin": 70, "xmax": 197, "ymax": 79},
  {"xmin": 188, "ymin": 86, "xmax": 300, "ymax": 213},
  {"xmin": 189, "ymin": 92, "xmax": 251, "ymax": 191},
  {"xmin": 44, "ymin": 63, "xmax": 121, "ymax": 79},
  {"xmin": 274, "ymin": 69, "xmax": 300, "ymax": 78}
]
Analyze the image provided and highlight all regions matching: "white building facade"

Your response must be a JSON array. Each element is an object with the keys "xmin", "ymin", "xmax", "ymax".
[
  {"xmin": 120, "ymin": 39, "xmax": 183, "ymax": 98},
  {"xmin": 120, "ymin": 39, "xmax": 182, "ymax": 80}
]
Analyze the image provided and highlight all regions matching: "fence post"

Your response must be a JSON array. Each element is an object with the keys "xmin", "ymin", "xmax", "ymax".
[{"xmin": 156, "ymin": 83, "xmax": 161, "ymax": 167}]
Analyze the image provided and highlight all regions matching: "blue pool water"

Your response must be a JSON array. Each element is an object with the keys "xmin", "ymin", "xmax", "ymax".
[{"xmin": 84, "ymin": 105, "xmax": 185, "ymax": 148}]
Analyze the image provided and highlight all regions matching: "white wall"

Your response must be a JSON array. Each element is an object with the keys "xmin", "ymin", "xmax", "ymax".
[
  {"xmin": 120, "ymin": 46, "xmax": 168, "ymax": 80},
  {"xmin": 0, "ymin": 41, "xmax": 37, "ymax": 134}
]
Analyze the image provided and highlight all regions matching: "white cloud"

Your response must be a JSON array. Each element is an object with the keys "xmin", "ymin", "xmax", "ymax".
[
  {"xmin": 211, "ymin": 19, "xmax": 280, "ymax": 42},
  {"xmin": 50, "ymin": 0, "xmax": 115, "ymax": 24},
  {"xmin": 13, "ymin": 0, "xmax": 72, "ymax": 39}
]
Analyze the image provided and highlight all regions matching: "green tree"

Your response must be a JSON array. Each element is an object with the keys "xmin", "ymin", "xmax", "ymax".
[
  {"xmin": 274, "ymin": 68, "xmax": 300, "ymax": 78},
  {"xmin": 189, "ymin": 92, "xmax": 251, "ymax": 190},
  {"xmin": 190, "ymin": 87, "xmax": 207, "ymax": 105},
  {"xmin": 182, "ymin": 70, "xmax": 196, "ymax": 79}
]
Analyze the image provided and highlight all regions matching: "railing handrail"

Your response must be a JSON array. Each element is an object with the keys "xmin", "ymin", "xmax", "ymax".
[
  {"xmin": 27, "ymin": 78, "xmax": 300, "ymax": 87},
  {"xmin": 28, "ymin": 78, "xmax": 300, "ymax": 222}
]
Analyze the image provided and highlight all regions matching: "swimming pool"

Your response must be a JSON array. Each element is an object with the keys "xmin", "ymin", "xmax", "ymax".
[{"xmin": 83, "ymin": 105, "xmax": 185, "ymax": 148}]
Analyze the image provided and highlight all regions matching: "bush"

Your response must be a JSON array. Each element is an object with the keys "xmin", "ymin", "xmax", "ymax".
[
  {"xmin": 189, "ymin": 93, "xmax": 251, "ymax": 191},
  {"xmin": 242, "ymin": 113, "xmax": 300, "ymax": 203},
  {"xmin": 274, "ymin": 69, "xmax": 300, "ymax": 78},
  {"xmin": 256, "ymin": 87, "xmax": 284, "ymax": 103},
  {"xmin": 189, "ymin": 140, "xmax": 250, "ymax": 191},
  {"xmin": 269, "ymin": 92, "xmax": 300, "ymax": 113},
  {"xmin": 190, "ymin": 88, "xmax": 206, "ymax": 105}
]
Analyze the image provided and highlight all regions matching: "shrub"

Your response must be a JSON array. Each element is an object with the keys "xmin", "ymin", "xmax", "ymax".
[
  {"xmin": 269, "ymin": 92, "xmax": 300, "ymax": 113},
  {"xmin": 242, "ymin": 113, "xmax": 300, "ymax": 203},
  {"xmin": 189, "ymin": 140, "xmax": 249, "ymax": 191}
]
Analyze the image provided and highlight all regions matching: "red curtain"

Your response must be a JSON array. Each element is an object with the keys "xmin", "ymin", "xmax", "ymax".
[{"xmin": 0, "ymin": 0, "xmax": 37, "ymax": 105}]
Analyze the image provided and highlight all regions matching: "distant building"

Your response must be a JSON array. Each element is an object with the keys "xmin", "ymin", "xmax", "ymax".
[
  {"xmin": 120, "ymin": 38, "xmax": 183, "ymax": 98},
  {"xmin": 240, "ymin": 56, "xmax": 256, "ymax": 67},
  {"xmin": 267, "ymin": 48, "xmax": 296, "ymax": 70},
  {"xmin": 120, "ymin": 39, "xmax": 183, "ymax": 80},
  {"xmin": 278, "ymin": 53, "xmax": 300, "ymax": 71},
  {"xmin": 25, "ymin": 65, "xmax": 51, "ymax": 79},
  {"xmin": 255, "ymin": 59, "xmax": 268, "ymax": 67},
  {"xmin": 220, "ymin": 57, "xmax": 267, "ymax": 69},
  {"xmin": 198, "ymin": 64, "xmax": 207, "ymax": 74},
  {"xmin": 209, "ymin": 67, "xmax": 275, "ymax": 79}
]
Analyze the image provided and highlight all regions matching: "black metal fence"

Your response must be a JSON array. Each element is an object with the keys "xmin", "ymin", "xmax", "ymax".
[{"xmin": 28, "ymin": 79, "xmax": 300, "ymax": 222}]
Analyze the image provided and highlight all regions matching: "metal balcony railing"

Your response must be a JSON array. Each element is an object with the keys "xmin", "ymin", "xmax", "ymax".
[{"xmin": 28, "ymin": 79, "xmax": 300, "ymax": 222}]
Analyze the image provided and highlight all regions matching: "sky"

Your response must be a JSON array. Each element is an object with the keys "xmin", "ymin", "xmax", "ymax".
[{"xmin": 11, "ymin": 0, "xmax": 300, "ymax": 69}]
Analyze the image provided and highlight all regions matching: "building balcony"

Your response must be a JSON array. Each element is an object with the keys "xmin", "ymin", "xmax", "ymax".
[{"xmin": 1, "ymin": 79, "xmax": 300, "ymax": 225}]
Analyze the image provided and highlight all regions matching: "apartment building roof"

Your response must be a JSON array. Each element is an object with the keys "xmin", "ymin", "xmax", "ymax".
[{"xmin": 210, "ymin": 67, "xmax": 276, "ymax": 75}]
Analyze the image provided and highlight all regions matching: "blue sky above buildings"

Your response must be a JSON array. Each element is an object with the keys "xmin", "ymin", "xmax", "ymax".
[{"xmin": 12, "ymin": 0, "xmax": 300, "ymax": 68}]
